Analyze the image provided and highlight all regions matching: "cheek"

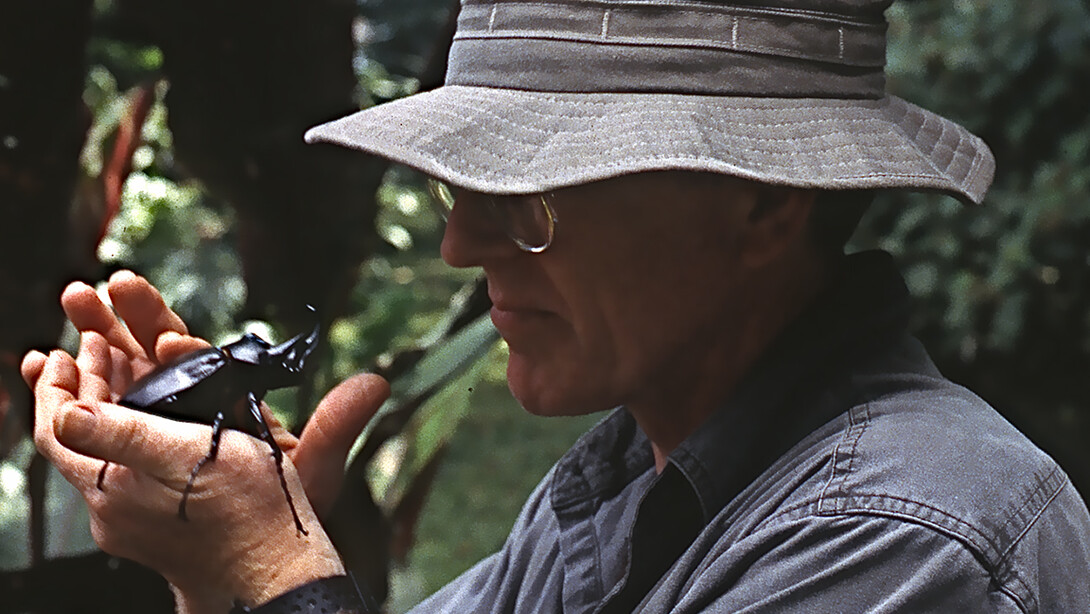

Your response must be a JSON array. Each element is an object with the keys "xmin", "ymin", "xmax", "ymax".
[{"xmin": 503, "ymin": 291, "xmax": 655, "ymax": 416}]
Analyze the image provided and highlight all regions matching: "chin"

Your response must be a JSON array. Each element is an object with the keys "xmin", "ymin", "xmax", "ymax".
[{"xmin": 506, "ymin": 355, "xmax": 613, "ymax": 418}]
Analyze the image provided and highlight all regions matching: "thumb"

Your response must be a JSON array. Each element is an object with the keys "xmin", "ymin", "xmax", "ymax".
[
  {"xmin": 55, "ymin": 401, "xmax": 208, "ymax": 478},
  {"xmin": 293, "ymin": 373, "xmax": 389, "ymax": 516}
]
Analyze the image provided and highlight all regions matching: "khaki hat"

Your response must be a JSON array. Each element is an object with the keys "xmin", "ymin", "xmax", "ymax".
[{"xmin": 305, "ymin": 0, "xmax": 994, "ymax": 204}]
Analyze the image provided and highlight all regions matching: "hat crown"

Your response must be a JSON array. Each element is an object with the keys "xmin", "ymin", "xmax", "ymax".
[
  {"xmin": 448, "ymin": 0, "xmax": 891, "ymax": 97},
  {"xmin": 710, "ymin": 0, "xmax": 891, "ymax": 18},
  {"xmin": 306, "ymin": 0, "xmax": 995, "ymax": 205}
]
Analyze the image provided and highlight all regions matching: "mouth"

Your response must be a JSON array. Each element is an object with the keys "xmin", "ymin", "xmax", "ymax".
[
  {"xmin": 486, "ymin": 280, "xmax": 562, "ymax": 344},
  {"xmin": 489, "ymin": 298, "xmax": 556, "ymax": 343}
]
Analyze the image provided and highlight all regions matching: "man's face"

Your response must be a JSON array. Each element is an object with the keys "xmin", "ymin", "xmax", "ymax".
[{"xmin": 440, "ymin": 172, "xmax": 762, "ymax": 417}]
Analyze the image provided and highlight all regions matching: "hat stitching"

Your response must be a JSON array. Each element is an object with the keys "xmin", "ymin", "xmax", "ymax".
[
  {"xmin": 350, "ymin": 121, "xmax": 969, "ymax": 191},
  {"xmin": 417, "ymin": 99, "xmax": 946, "ymax": 152},
  {"xmin": 363, "ymin": 96, "xmax": 982, "ymax": 180},
  {"xmin": 383, "ymin": 123, "xmax": 951, "ymax": 182},
  {"xmin": 384, "ymin": 105, "xmax": 926, "ymax": 160},
  {"xmin": 308, "ymin": 82, "xmax": 991, "ymax": 202},
  {"xmin": 885, "ymin": 101, "xmax": 984, "ymax": 184},
  {"xmin": 458, "ymin": 2, "xmax": 884, "ymax": 66},
  {"xmin": 362, "ymin": 101, "xmax": 971, "ymax": 175},
  {"xmin": 474, "ymin": 28, "xmax": 834, "ymax": 62},
  {"xmin": 421, "ymin": 88, "xmax": 876, "ymax": 124},
  {"xmin": 463, "ymin": 3, "xmax": 885, "ymax": 35},
  {"xmin": 444, "ymin": 85, "xmax": 887, "ymax": 113},
  {"xmin": 443, "ymin": 153, "xmax": 960, "ymax": 185}
]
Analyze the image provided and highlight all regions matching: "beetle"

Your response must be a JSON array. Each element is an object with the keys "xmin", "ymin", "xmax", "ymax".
[{"xmin": 111, "ymin": 308, "xmax": 321, "ymax": 535}]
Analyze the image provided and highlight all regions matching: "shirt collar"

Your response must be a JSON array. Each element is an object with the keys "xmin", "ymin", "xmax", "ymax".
[{"xmin": 552, "ymin": 250, "xmax": 914, "ymax": 518}]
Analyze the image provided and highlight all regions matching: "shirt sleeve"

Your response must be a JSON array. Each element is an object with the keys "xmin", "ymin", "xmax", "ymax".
[{"xmin": 672, "ymin": 513, "xmax": 1023, "ymax": 613}]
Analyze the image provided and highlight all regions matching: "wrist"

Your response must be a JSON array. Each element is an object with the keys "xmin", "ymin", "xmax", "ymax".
[
  {"xmin": 233, "ymin": 532, "xmax": 346, "ymax": 608},
  {"xmin": 230, "ymin": 573, "xmax": 381, "ymax": 614},
  {"xmin": 169, "ymin": 527, "xmax": 345, "ymax": 611},
  {"xmin": 171, "ymin": 584, "xmax": 234, "ymax": 614}
]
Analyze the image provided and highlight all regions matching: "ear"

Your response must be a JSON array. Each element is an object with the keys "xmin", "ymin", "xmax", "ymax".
[{"xmin": 739, "ymin": 187, "xmax": 815, "ymax": 268}]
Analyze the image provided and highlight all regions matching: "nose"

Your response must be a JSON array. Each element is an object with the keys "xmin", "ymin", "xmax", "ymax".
[{"xmin": 440, "ymin": 192, "xmax": 520, "ymax": 268}]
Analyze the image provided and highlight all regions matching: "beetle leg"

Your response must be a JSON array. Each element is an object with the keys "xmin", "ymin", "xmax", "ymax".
[
  {"xmin": 178, "ymin": 410, "xmax": 226, "ymax": 521},
  {"xmin": 245, "ymin": 392, "xmax": 308, "ymax": 536}
]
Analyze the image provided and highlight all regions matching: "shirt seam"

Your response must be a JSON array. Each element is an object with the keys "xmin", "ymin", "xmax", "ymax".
[
  {"xmin": 817, "ymin": 402, "xmax": 869, "ymax": 507},
  {"xmin": 814, "ymin": 495, "xmax": 1037, "ymax": 611},
  {"xmin": 996, "ymin": 463, "xmax": 1066, "ymax": 562},
  {"xmin": 810, "ymin": 398, "xmax": 1040, "ymax": 610},
  {"xmin": 750, "ymin": 498, "xmax": 1034, "ymax": 612}
]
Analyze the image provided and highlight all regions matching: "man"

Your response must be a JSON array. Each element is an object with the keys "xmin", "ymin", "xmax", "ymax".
[{"xmin": 23, "ymin": 0, "xmax": 1090, "ymax": 613}]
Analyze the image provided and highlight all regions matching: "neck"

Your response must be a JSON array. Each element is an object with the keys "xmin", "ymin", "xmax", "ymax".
[{"xmin": 631, "ymin": 253, "xmax": 836, "ymax": 472}]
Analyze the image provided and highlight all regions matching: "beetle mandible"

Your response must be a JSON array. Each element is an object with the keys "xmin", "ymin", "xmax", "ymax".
[{"xmin": 111, "ymin": 307, "xmax": 320, "ymax": 535}]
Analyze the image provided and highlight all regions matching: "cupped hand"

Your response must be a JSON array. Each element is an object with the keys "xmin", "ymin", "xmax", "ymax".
[
  {"xmin": 26, "ymin": 333, "xmax": 345, "ymax": 611},
  {"xmin": 20, "ymin": 271, "xmax": 391, "ymax": 611},
  {"xmin": 22, "ymin": 270, "xmax": 389, "ymax": 515}
]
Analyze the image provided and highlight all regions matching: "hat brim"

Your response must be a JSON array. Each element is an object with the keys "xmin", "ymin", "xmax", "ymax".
[{"xmin": 305, "ymin": 85, "xmax": 994, "ymax": 204}]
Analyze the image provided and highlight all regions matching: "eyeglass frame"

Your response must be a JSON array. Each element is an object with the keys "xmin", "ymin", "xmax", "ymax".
[{"xmin": 427, "ymin": 179, "xmax": 558, "ymax": 253}]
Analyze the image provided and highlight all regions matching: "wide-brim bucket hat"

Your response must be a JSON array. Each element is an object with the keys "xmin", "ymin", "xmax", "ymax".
[{"xmin": 305, "ymin": 0, "xmax": 995, "ymax": 204}]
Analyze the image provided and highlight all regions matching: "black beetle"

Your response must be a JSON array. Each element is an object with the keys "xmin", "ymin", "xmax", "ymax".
[{"xmin": 113, "ymin": 308, "xmax": 320, "ymax": 535}]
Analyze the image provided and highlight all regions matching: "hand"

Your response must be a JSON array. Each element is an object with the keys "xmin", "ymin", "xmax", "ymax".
[
  {"xmin": 21, "ymin": 271, "xmax": 390, "ymax": 611},
  {"xmin": 22, "ymin": 270, "xmax": 388, "ymax": 515}
]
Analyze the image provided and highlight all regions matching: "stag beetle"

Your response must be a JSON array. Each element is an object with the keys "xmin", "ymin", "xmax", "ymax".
[{"xmin": 113, "ymin": 307, "xmax": 320, "ymax": 535}]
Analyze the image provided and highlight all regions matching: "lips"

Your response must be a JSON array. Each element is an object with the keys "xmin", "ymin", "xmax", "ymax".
[
  {"xmin": 487, "ymin": 284, "xmax": 547, "ymax": 315},
  {"xmin": 488, "ymin": 289, "xmax": 557, "ymax": 343}
]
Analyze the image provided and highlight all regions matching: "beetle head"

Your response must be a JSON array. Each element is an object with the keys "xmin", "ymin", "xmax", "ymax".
[
  {"xmin": 219, "ymin": 306, "xmax": 320, "ymax": 388},
  {"xmin": 269, "ymin": 309, "xmax": 321, "ymax": 374}
]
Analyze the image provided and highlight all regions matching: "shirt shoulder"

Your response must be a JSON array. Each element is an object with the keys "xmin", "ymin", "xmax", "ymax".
[
  {"xmin": 684, "ymin": 375, "xmax": 1090, "ymax": 613},
  {"xmin": 812, "ymin": 379, "xmax": 1090, "ymax": 611}
]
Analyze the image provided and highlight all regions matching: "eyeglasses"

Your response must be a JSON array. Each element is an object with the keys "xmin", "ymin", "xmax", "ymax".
[{"xmin": 427, "ymin": 179, "xmax": 558, "ymax": 253}]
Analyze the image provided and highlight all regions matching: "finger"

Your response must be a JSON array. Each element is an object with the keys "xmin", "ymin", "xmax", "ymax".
[
  {"xmin": 32, "ymin": 352, "xmax": 102, "ymax": 489},
  {"xmin": 34, "ymin": 351, "xmax": 79, "ymax": 445},
  {"xmin": 107, "ymin": 270, "xmax": 189, "ymax": 359},
  {"xmin": 77, "ymin": 331, "xmax": 114, "ymax": 403},
  {"xmin": 255, "ymin": 403, "xmax": 298, "ymax": 454},
  {"xmin": 293, "ymin": 373, "xmax": 390, "ymax": 515},
  {"xmin": 21, "ymin": 350, "xmax": 48, "ymax": 390},
  {"xmin": 54, "ymin": 401, "xmax": 208, "ymax": 478},
  {"xmin": 154, "ymin": 331, "xmax": 211, "ymax": 365},
  {"xmin": 61, "ymin": 281, "xmax": 147, "ymax": 364},
  {"xmin": 109, "ymin": 345, "xmax": 134, "ymax": 396}
]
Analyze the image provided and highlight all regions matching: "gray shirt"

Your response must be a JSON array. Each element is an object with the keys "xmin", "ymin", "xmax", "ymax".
[{"xmin": 410, "ymin": 251, "xmax": 1090, "ymax": 613}]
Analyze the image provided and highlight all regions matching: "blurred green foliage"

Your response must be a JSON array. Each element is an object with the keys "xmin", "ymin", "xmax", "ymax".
[
  {"xmin": 878, "ymin": 0, "xmax": 1089, "ymax": 353},
  {"xmin": 857, "ymin": 0, "xmax": 1090, "ymax": 492}
]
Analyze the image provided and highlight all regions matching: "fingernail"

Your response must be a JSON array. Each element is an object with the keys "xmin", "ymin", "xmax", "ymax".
[{"xmin": 109, "ymin": 270, "xmax": 137, "ymax": 283}]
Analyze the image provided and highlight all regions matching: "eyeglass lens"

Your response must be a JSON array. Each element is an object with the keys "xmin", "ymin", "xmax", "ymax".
[{"xmin": 426, "ymin": 179, "xmax": 555, "ymax": 253}]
